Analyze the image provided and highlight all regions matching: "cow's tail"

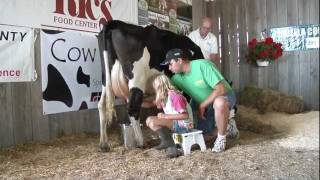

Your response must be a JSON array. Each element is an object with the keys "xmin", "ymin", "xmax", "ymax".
[
  {"xmin": 104, "ymin": 50, "xmax": 115, "ymax": 127},
  {"xmin": 98, "ymin": 24, "xmax": 115, "ymax": 127}
]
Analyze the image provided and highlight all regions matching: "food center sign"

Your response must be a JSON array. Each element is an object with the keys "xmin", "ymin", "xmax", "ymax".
[
  {"xmin": 46, "ymin": 0, "xmax": 112, "ymax": 32},
  {"xmin": 0, "ymin": 0, "xmax": 138, "ymax": 33}
]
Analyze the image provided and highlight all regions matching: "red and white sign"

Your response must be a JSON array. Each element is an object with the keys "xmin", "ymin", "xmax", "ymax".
[
  {"xmin": 0, "ymin": 0, "xmax": 138, "ymax": 33},
  {"xmin": 0, "ymin": 25, "xmax": 35, "ymax": 82}
]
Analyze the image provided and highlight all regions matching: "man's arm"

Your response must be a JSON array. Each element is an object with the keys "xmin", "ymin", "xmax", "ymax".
[
  {"xmin": 141, "ymin": 95, "xmax": 156, "ymax": 108},
  {"xmin": 198, "ymin": 81, "xmax": 226, "ymax": 119}
]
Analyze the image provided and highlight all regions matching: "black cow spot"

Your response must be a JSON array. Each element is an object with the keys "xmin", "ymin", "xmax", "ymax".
[
  {"xmin": 79, "ymin": 101, "xmax": 88, "ymax": 110},
  {"xmin": 77, "ymin": 66, "xmax": 90, "ymax": 87},
  {"xmin": 42, "ymin": 29, "xmax": 63, "ymax": 34},
  {"xmin": 128, "ymin": 87, "xmax": 143, "ymax": 119},
  {"xmin": 43, "ymin": 64, "xmax": 73, "ymax": 107}
]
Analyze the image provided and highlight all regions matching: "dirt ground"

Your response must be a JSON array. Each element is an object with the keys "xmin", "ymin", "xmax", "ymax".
[{"xmin": 0, "ymin": 106, "xmax": 319, "ymax": 179}]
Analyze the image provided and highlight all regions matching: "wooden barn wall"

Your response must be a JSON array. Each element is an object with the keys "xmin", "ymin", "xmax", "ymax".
[
  {"xmin": 192, "ymin": 0, "xmax": 207, "ymax": 30},
  {"xmin": 204, "ymin": 0, "xmax": 319, "ymax": 110},
  {"xmin": 0, "ymin": 30, "xmax": 101, "ymax": 148}
]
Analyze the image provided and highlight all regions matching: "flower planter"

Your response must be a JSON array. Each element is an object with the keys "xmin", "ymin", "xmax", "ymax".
[
  {"xmin": 256, "ymin": 60, "xmax": 269, "ymax": 67},
  {"xmin": 246, "ymin": 37, "xmax": 284, "ymax": 66}
]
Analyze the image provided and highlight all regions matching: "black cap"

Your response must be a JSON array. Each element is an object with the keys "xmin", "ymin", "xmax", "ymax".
[{"xmin": 160, "ymin": 48, "xmax": 185, "ymax": 65}]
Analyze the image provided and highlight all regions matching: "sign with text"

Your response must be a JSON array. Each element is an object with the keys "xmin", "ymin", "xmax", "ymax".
[
  {"xmin": 138, "ymin": 0, "xmax": 192, "ymax": 35},
  {"xmin": 270, "ymin": 24, "xmax": 319, "ymax": 51},
  {"xmin": 0, "ymin": 0, "xmax": 138, "ymax": 33},
  {"xmin": 0, "ymin": 25, "xmax": 35, "ymax": 82},
  {"xmin": 41, "ymin": 30, "xmax": 102, "ymax": 114}
]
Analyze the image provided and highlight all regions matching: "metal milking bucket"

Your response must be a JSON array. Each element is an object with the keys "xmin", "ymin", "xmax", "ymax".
[{"xmin": 121, "ymin": 123, "xmax": 137, "ymax": 149}]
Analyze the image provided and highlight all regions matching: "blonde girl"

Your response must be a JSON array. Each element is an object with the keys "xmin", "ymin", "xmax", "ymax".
[{"xmin": 146, "ymin": 75, "xmax": 193, "ymax": 154}]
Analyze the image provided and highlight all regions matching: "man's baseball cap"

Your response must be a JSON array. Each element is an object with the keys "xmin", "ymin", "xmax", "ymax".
[{"xmin": 160, "ymin": 48, "xmax": 185, "ymax": 65}]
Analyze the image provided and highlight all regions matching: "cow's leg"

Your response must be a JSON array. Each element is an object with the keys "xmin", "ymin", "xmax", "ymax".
[
  {"xmin": 127, "ymin": 48, "xmax": 151, "ymax": 116},
  {"xmin": 127, "ymin": 87, "xmax": 144, "ymax": 147},
  {"xmin": 98, "ymin": 86, "xmax": 110, "ymax": 152},
  {"xmin": 127, "ymin": 48, "xmax": 161, "ymax": 147}
]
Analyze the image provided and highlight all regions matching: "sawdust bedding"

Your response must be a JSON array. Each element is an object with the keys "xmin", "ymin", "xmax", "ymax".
[{"xmin": 0, "ymin": 106, "xmax": 319, "ymax": 179}]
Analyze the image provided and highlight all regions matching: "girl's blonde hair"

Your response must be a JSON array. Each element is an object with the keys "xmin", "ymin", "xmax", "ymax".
[{"xmin": 153, "ymin": 74, "xmax": 177, "ymax": 107}]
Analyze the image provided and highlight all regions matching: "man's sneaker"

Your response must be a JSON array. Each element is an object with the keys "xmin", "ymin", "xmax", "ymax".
[
  {"xmin": 227, "ymin": 118, "xmax": 239, "ymax": 139},
  {"xmin": 212, "ymin": 136, "xmax": 226, "ymax": 153}
]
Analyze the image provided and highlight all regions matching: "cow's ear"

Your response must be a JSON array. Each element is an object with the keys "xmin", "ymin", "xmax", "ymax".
[{"xmin": 189, "ymin": 50, "xmax": 195, "ymax": 56}]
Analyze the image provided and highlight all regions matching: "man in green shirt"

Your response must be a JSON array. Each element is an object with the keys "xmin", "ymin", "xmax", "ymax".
[{"xmin": 161, "ymin": 48, "xmax": 238, "ymax": 152}]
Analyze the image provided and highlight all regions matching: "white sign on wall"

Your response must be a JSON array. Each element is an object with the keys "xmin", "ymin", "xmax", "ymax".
[
  {"xmin": 0, "ymin": 25, "xmax": 35, "ymax": 82},
  {"xmin": 0, "ymin": 0, "xmax": 138, "ymax": 33},
  {"xmin": 270, "ymin": 24, "xmax": 319, "ymax": 51},
  {"xmin": 41, "ymin": 30, "xmax": 102, "ymax": 114}
]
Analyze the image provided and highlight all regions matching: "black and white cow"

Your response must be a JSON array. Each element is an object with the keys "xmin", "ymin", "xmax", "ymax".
[{"xmin": 97, "ymin": 20, "xmax": 204, "ymax": 152}]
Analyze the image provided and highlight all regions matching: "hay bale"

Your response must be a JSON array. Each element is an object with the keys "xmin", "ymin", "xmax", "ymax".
[
  {"xmin": 239, "ymin": 86, "xmax": 304, "ymax": 114},
  {"xmin": 236, "ymin": 106, "xmax": 277, "ymax": 134}
]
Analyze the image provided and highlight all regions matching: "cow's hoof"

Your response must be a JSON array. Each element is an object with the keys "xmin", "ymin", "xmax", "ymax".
[
  {"xmin": 99, "ymin": 143, "xmax": 110, "ymax": 152},
  {"xmin": 136, "ymin": 144, "xmax": 144, "ymax": 149}
]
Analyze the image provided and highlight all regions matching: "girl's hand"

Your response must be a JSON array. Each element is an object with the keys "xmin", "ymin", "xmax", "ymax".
[{"xmin": 157, "ymin": 113, "xmax": 166, "ymax": 119}]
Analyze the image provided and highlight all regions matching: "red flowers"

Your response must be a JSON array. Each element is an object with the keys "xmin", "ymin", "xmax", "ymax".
[
  {"xmin": 265, "ymin": 37, "xmax": 274, "ymax": 45},
  {"xmin": 246, "ymin": 37, "xmax": 283, "ymax": 64}
]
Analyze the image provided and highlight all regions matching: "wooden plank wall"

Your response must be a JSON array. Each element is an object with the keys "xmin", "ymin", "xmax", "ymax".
[
  {"xmin": 206, "ymin": 0, "xmax": 319, "ymax": 110},
  {"xmin": 0, "ymin": 30, "xmax": 100, "ymax": 148},
  {"xmin": 192, "ymin": 0, "xmax": 207, "ymax": 29}
]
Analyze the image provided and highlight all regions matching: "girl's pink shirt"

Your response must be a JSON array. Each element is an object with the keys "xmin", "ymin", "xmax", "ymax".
[{"xmin": 168, "ymin": 90, "xmax": 188, "ymax": 113}]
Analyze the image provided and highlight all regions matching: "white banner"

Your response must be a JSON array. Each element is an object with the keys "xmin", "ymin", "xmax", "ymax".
[
  {"xmin": 0, "ymin": 25, "xmax": 35, "ymax": 82},
  {"xmin": 41, "ymin": 30, "xmax": 102, "ymax": 114},
  {"xmin": 0, "ymin": 0, "xmax": 138, "ymax": 33}
]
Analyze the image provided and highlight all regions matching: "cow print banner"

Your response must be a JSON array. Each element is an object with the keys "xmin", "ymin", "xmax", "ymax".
[{"xmin": 40, "ymin": 30, "xmax": 102, "ymax": 115}]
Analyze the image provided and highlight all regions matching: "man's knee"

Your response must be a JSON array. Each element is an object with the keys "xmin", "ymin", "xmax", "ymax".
[{"xmin": 213, "ymin": 97, "xmax": 229, "ymax": 110}]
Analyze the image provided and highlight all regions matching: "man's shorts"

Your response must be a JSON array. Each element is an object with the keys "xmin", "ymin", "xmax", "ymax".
[{"xmin": 190, "ymin": 91, "xmax": 237, "ymax": 135}]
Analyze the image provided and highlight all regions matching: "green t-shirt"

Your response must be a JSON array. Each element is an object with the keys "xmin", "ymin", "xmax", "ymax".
[{"xmin": 171, "ymin": 59, "xmax": 232, "ymax": 104}]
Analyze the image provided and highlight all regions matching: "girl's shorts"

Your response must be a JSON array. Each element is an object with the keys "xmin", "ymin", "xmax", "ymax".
[{"xmin": 173, "ymin": 120, "xmax": 190, "ymax": 133}]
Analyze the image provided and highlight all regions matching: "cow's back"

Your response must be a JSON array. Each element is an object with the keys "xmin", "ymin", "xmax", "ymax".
[
  {"xmin": 143, "ymin": 25, "xmax": 204, "ymax": 76},
  {"xmin": 98, "ymin": 20, "xmax": 204, "ymax": 79}
]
